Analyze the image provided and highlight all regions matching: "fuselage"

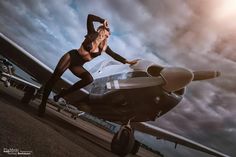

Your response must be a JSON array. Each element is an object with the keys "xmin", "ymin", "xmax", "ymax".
[{"xmin": 80, "ymin": 70, "xmax": 184, "ymax": 123}]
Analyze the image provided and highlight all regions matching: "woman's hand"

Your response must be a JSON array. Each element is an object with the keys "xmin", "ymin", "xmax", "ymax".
[
  {"xmin": 103, "ymin": 20, "xmax": 109, "ymax": 28},
  {"xmin": 126, "ymin": 59, "xmax": 139, "ymax": 65}
]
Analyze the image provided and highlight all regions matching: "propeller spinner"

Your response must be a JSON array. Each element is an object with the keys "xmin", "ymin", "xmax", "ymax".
[{"xmin": 160, "ymin": 67, "xmax": 193, "ymax": 92}]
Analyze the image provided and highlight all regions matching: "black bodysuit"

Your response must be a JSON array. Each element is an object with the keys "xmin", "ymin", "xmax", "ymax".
[{"xmin": 69, "ymin": 14, "xmax": 126, "ymax": 67}]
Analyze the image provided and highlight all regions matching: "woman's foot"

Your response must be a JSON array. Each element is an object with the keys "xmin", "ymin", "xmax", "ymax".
[
  {"xmin": 38, "ymin": 102, "xmax": 46, "ymax": 117},
  {"xmin": 53, "ymin": 88, "xmax": 66, "ymax": 102},
  {"xmin": 53, "ymin": 94, "xmax": 60, "ymax": 102}
]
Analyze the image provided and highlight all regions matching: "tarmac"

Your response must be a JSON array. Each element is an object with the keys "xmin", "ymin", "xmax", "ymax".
[{"xmin": 0, "ymin": 84, "xmax": 160, "ymax": 157}]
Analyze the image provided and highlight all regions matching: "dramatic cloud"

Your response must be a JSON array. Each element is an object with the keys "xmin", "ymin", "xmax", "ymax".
[{"xmin": 0, "ymin": 0, "xmax": 235, "ymax": 156}]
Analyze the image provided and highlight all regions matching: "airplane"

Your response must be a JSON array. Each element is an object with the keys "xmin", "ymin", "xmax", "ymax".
[{"xmin": 0, "ymin": 33, "xmax": 230, "ymax": 157}]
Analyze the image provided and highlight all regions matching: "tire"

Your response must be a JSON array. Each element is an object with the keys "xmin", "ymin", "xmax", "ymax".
[
  {"xmin": 131, "ymin": 140, "xmax": 141, "ymax": 155},
  {"xmin": 111, "ymin": 132, "xmax": 121, "ymax": 154},
  {"xmin": 111, "ymin": 127, "xmax": 135, "ymax": 157}
]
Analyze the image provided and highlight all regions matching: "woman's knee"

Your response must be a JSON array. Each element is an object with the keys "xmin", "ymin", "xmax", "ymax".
[{"xmin": 81, "ymin": 72, "xmax": 94, "ymax": 84}]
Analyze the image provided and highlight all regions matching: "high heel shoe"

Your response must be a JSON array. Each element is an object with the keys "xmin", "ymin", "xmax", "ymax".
[
  {"xmin": 53, "ymin": 94, "xmax": 60, "ymax": 102},
  {"xmin": 53, "ymin": 88, "xmax": 66, "ymax": 102}
]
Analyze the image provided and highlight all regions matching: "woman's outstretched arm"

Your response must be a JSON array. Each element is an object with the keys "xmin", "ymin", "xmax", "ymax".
[
  {"xmin": 105, "ymin": 46, "xmax": 139, "ymax": 65},
  {"xmin": 105, "ymin": 46, "xmax": 127, "ymax": 64},
  {"xmin": 87, "ymin": 14, "xmax": 105, "ymax": 35}
]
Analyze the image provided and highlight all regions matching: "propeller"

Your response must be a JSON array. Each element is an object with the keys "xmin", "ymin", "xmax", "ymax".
[
  {"xmin": 192, "ymin": 71, "xmax": 221, "ymax": 81},
  {"xmin": 159, "ymin": 68, "xmax": 220, "ymax": 92}
]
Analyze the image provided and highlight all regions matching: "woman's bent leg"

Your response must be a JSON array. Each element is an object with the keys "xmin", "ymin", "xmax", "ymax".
[
  {"xmin": 54, "ymin": 65, "xmax": 93, "ymax": 99},
  {"xmin": 38, "ymin": 53, "xmax": 71, "ymax": 117}
]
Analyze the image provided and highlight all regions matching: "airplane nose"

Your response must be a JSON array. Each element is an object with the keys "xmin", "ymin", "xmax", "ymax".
[{"xmin": 160, "ymin": 67, "xmax": 194, "ymax": 92}]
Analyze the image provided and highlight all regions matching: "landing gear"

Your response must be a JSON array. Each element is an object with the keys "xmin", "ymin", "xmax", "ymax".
[
  {"xmin": 21, "ymin": 86, "xmax": 36, "ymax": 104},
  {"xmin": 111, "ymin": 121, "xmax": 140, "ymax": 157},
  {"xmin": 4, "ymin": 80, "xmax": 10, "ymax": 87}
]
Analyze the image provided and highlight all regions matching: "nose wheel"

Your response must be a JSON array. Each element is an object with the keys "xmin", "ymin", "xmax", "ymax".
[{"xmin": 111, "ymin": 120, "xmax": 140, "ymax": 156}]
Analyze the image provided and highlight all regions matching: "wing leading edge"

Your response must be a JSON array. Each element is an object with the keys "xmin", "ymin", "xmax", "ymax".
[
  {"xmin": 132, "ymin": 122, "xmax": 230, "ymax": 157},
  {"xmin": 0, "ymin": 71, "xmax": 40, "ymax": 89}
]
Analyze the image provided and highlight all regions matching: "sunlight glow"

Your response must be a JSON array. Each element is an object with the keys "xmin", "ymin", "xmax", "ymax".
[{"xmin": 214, "ymin": 0, "xmax": 236, "ymax": 20}]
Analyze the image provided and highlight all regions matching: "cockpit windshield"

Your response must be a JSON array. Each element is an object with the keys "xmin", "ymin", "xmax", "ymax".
[{"xmin": 89, "ymin": 60, "xmax": 121, "ymax": 74}]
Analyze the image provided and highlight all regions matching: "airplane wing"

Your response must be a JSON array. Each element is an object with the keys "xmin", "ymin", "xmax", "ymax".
[
  {"xmin": 0, "ymin": 71, "xmax": 40, "ymax": 89},
  {"xmin": 132, "ymin": 122, "xmax": 230, "ymax": 157},
  {"xmin": 0, "ymin": 33, "xmax": 88, "ymax": 99}
]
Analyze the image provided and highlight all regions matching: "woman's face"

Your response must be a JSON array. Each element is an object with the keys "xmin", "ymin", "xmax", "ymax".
[{"xmin": 98, "ymin": 28, "xmax": 110, "ymax": 39}]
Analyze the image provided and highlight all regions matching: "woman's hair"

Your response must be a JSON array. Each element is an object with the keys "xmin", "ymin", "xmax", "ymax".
[
  {"xmin": 97, "ymin": 25, "xmax": 110, "ymax": 51},
  {"xmin": 97, "ymin": 25, "xmax": 110, "ymax": 34}
]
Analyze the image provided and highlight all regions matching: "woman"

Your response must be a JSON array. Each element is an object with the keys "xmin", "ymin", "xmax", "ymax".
[{"xmin": 38, "ymin": 14, "xmax": 138, "ymax": 117}]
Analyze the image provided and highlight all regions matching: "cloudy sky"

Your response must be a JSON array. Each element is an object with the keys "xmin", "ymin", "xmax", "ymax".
[{"xmin": 0, "ymin": 0, "xmax": 236, "ymax": 157}]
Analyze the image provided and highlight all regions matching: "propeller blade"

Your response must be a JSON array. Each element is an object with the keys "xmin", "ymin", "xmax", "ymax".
[
  {"xmin": 193, "ymin": 71, "xmax": 221, "ymax": 81},
  {"xmin": 106, "ymin": 76, "xmax": 164, "ymax": 90}
]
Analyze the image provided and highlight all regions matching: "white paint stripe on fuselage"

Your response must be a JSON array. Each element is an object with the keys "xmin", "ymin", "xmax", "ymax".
[
  {"xmin": 106, "ymin": 82, "xmax": 111, "ymax": 89},
  {"xmin": 113, "ymin": 80, "xmax": 120, "ymax": 89}
]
